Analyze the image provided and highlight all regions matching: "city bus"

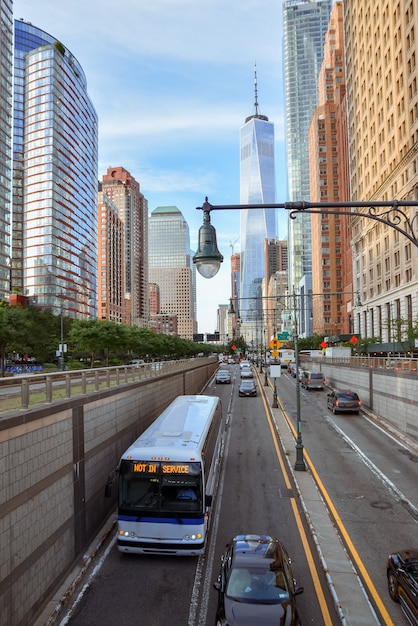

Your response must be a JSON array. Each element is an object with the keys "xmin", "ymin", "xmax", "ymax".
[{"xmin": 117, "ymin": 394, "xmax": 224, "ymax": 556}]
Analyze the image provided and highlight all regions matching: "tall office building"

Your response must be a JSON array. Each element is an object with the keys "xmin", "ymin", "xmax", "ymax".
[
  {"xmin": 148, "ymin": 206, "xmax": 197, "ymax": 340},
  {"xmin": 239, "ymin": 69, "xmax": 276, "ymax": 342},
  {"xmin": 97, "ymin": 190, "xmax": 125, "ymax": 323},
  {"xmin": 0, "ymin": 1, "xmax": 13, "ymax": 302},
  {"xmin": 264, "ymin": 239, "xmax": 288, "ymax": 341},
  {"xmin": 344, "ymin": 0, "xmax": 418, "ymax": 344},
  {"xmin": 283, "ymin": 0, "xmax": 333, "ymax": 293},
  {"xmin": 308, "ymin": 1, "xmax": 353, "ymax": 337},
  {"xmin": 12, "ymin": 20, "xmax": 98, "ymax": 318},
  {"xmin": 101, "ymin": 167, "xmax": 148, "ymax": 326}
]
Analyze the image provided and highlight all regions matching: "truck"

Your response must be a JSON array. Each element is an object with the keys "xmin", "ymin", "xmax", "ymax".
[{"xmin": 325, "ymin": 347, "xmax": 351, "ymax": 358}]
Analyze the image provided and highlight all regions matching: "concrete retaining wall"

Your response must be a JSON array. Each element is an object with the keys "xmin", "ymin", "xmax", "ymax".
[
  {"xmin": 313, "ymin": 362, "xmax": 418, "ymax": 444},
  {"xmin": 0, "ymin": 360, "xmax": 217, "ymax": 626}
]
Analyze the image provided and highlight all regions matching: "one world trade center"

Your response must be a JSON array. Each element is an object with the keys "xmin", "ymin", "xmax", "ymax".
[{"xmin": 239, "ymin": 69, "xmax": 276, "ymax": 343}]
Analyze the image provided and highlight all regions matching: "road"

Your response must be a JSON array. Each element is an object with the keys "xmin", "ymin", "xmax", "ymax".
[
  {"xmin": 55, "ymin": 362, "xmax": 417, "ymax": 626},
  {"xmin": 277, "ymin": 366, "xmax": 418, "ymax": 625}
]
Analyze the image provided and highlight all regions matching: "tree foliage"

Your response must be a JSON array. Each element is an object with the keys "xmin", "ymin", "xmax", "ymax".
[{"xmin": 0, "ymin": 302, "xmax": 214, "ymax": 374}]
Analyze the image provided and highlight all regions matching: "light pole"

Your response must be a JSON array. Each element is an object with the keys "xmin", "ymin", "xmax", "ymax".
[
  {"xmin": 292, "ymin": 290, "xmax": 306, "ymax": 471},
  {"xmin": 192, "ymin": 197, "xmax": 418, "ymax": 466}
]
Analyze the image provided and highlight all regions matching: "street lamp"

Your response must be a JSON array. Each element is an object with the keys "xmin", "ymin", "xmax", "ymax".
[
  {"xmin": 193, "ymin": 196, "xmax": 418, "ymax": 468},
  {"xmin": 193, "ymin": 198, "xmax": 418, "ymax": 273},
  {"xmin": 192, "ymin": 200, "xmax": 223, "ymax": 278}
]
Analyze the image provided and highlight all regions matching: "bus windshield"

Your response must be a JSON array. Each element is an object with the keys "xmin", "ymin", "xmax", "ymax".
[{"xmin": 119, "ymin": 460, "xmax": 203, "ymax": 514}]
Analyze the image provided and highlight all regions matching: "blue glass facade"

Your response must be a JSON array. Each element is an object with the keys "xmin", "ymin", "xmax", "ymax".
[
  {"xmin": 0, "ymin": 1, "xmax": 13, "ymax": 301},
  {"xmin": 13, "ymin": 20, "xmax": 98, "ymax": 318},
  {"xmin": 283, "ymin": 0, "xmax": 332, "ymax": 291},
  {"xmin": 239, "ymin": 114, "xmax": 276, "ymax": 330}
]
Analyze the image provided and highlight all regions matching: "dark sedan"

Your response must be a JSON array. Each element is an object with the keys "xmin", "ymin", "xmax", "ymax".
[
  {"xmin": 327, "ymin": 390, "xmax": 361, "ymax": 414},
  {"xmin": 238, "ymin": 380, "xmax": 257, "ymax": 397},
  {"xmin": 213, "ymin": 534, "xmax": 303, "ymax": 626},
  {"xmin": 216, "ymin": 369, "xmax": 232, "ymax": 384},
  {"xmin": 387, "ymin": 548, "xmax": 418, "ymax": 625}
]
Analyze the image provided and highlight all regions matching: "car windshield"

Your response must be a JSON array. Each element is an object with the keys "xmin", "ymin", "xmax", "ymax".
[
  {"xmin": 227, "ymin": 567, "xmax": 290, "ymax": 603},
  {"xmin": 338, "ymin": 392, "xmax": 358, "ymax": 400},
  {"xmin": 241, "ymin": 381, "xmax": 254, "ymax": 387},
  {"xmin": 310, "ymin": 373, "xmax": 323, "ymax": 379},
  {"xmin": 407, "ymin": 564, "xmax": 418, "ymax": 583}
]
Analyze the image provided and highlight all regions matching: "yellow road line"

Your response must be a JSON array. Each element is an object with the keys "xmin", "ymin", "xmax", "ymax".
[
  {"xmin": 259, "ymin": 384, "xmax": 334, "ymax": 625},
  {"xmin": 273, "ymin": 390, "xmax": 395, "ymax": 626}
]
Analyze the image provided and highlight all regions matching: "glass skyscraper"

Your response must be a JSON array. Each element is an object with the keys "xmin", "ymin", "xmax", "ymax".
[
  {"xmin": 0, "ymin": 1, "xmax": 13, "ymax": 301},
  {"xmin": 239, "ymin": 74, "xmax": 276, "ymax": 340},
  {"xmin": 12, "ymin": 20, "xmax": 98, "ymax": 318},
  {"xmin": 148, "ymin": 206, "xmax": 197, "ymax": 340},
  {"xmin": 283, "ymin": 0, "xmax": 332, "ymax": 291}
]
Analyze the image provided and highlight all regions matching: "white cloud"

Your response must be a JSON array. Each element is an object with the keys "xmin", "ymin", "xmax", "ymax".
[{"xmin": 14, "ymin": 0, "xmax": 286, "ymax": 332}]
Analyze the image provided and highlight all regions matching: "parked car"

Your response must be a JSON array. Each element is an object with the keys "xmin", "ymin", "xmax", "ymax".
[
  {"xmin": 387, "ymin": 548, "xmax": 418, "ymax": 626},
  {"xmin": 216, "ymin": 369, "xmax": 232, "ymax": 384},
  {"xmin": 327, "ymin": 390, "xmax": 361, "ymax": 414},
  {"xmin": 238, "ymin": 380, "xmax": 257, "ymax": 397},
  {"xmin": 213, "ymin": 534, "xmax": 303, "ymax": 626},
  {"xmin": 301, "ymin": 370, "xmax": 325, "ymax": 390},
  {"xmin": 240, "ymin": 366, "xmax": 254, "ymax": 379}
]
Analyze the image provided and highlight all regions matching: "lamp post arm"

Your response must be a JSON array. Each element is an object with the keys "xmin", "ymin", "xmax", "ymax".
[{"xmin": 196, "ymin": 198, "xmax": 418, "ymax": 248}]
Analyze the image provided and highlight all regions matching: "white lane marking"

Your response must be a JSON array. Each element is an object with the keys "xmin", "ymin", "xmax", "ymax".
[
  {"xmin": 328, "ymin": 417, "xmax": 418, "ymax": 519},
  {"xmin": 188, "ymin": 389, "xmax": 234, "ymax": 626}
]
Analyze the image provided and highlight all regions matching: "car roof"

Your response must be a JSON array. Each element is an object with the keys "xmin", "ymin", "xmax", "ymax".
[
  {"xmin": 230, "ymin": 535, "xmax": 284, "ymax": 568},
  {"xmin": 240, "ymin": 380, "xmax": 255, "ymax": 385},
  {"xmin": 335, "ymin": 390, "xmax": 359, "ymax": 396}
]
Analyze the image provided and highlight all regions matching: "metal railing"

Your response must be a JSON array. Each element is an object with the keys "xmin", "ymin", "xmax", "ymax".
[
  {"xmin": 305, "ymin": 355, "xmax": 418, "ymax": 372},
  {"xmin": 0, "ymin": 358, "xmax": 214, "ymax": 414}
]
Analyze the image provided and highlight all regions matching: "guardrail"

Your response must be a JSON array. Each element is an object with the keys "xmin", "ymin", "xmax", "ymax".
[
  {"xmin": 0, "ymin": 359, "xmax": 212, "ymax": 413},
  {"xmin": 303, "ymin": 355, "xmax": 418, "ymax": 372}
]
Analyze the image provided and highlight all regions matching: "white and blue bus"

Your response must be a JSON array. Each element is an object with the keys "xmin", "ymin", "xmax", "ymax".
[{"xmin": 117, "ymin": 395, "xmax": 223, "ymax": 555}]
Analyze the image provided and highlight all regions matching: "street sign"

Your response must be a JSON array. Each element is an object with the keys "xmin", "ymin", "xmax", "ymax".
[
  {"xmin": 271, "ymin": 350, "xmax": 279, "ymax": 357},
  {"xmin": 269, "ymin": 338, "xmax": 280, "ymax": 350},
  {"xmin": 277, "ymin": 332, "xmax": 289, "ymax": 340}
]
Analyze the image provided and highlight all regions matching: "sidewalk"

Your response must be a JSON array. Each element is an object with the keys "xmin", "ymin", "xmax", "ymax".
[{"xmin": 264, "ymin": 379, "xmax": 382, "ymax": 626}]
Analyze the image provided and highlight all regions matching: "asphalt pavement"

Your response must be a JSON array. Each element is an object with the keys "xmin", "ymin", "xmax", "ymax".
[{"xmin": 36, "ymin": 367, "xmax": 418, "ymax": 626}]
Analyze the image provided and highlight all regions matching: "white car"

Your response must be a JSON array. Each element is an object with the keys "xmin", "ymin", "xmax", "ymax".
[{"xmin": 240, "ymin": 360, "xmax": 251, "ymax": 369}]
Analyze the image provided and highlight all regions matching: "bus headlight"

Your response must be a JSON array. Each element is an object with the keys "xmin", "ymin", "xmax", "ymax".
[
  {"xmin": 119, "ymin": 529, "xmax": 135, "ymax": 537},
  {"xmin": 184, "ymin": 533, "xmax": 202, "ymax": 541}
]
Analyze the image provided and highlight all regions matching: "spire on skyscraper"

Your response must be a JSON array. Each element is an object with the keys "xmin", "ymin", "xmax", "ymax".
[{"xmin": 245, "ymin": 64, "xmax": 269, "ymax": 123}]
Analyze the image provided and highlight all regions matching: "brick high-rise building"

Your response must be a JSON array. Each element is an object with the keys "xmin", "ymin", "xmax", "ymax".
[
  {"xmin": 101, "ymin": 167, "xmax": 148, "ymax": 327},
  {"xmin": 309, "ymin": 1, "xmax": 353, "ymax": 337},
  {"xmin": 97, "ymin": 190, "xmax": 125, "ymax": 323},
  {"xmin": 344, "ymin": 0, "xmax": 418, "ymax": 344}
]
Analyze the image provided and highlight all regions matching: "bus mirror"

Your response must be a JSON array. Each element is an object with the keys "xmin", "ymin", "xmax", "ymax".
[
  {"xmin": 104, "ymin": 467, "xmax": 118, "ymax": 498},
  {"xmin": 205, "ymin": 494, "xmax": 213, "ymax": 507}
]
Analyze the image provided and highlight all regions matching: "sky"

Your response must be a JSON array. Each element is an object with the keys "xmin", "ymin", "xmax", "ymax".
[{"xmin": 14, "ymin": 0, "xmax": 289, "ymax": 334}]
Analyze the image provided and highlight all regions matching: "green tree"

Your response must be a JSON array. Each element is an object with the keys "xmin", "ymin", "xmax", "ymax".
[
  {"xmin": 69, "ymin": 319, "xmax": 104, "ymax": 367},
  {"xmin": 0, "ymin": 303, "xmax": 37, "ymax": 375}
]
